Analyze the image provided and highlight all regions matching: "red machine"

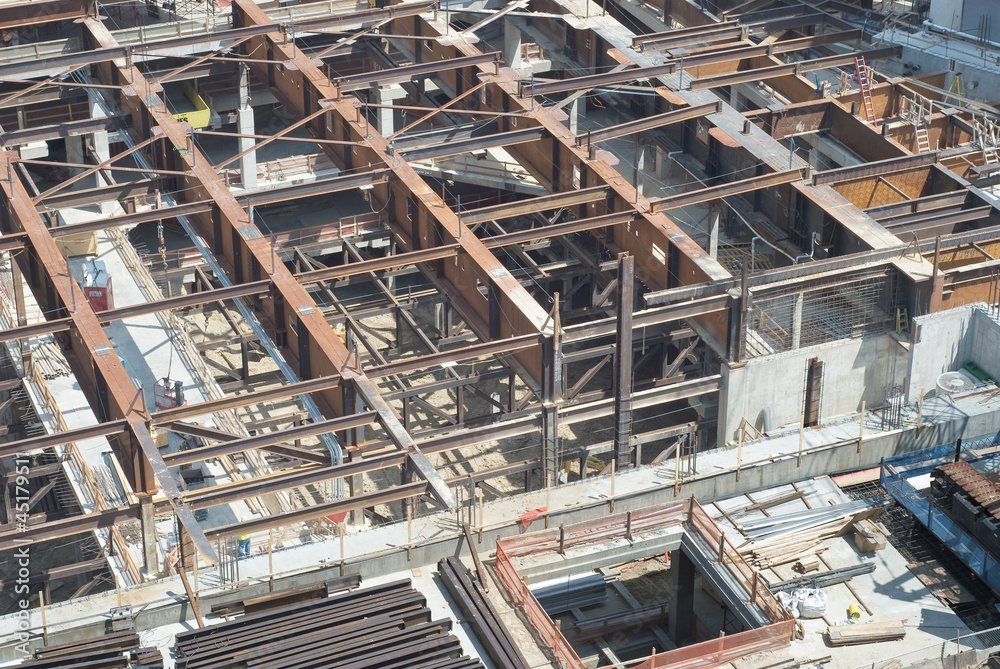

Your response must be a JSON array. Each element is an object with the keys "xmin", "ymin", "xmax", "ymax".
[
  {"xmin": 82, "ymin": 260, "xmax": 114, "ymax": 312},
  {"xmin": 153, "ymin": 377, "xmax": 186, "ymax": 410}
]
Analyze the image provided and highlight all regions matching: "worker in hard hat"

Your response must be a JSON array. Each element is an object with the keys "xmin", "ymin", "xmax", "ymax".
[{"xmin": 238, "ymin": 532, "xmax": 251, "ymax": 558}]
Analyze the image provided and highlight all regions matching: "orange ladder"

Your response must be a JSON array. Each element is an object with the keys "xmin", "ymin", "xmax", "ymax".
[{"xmin": 855, "ymin": 56, "xmax": 876, "ymax": 124}]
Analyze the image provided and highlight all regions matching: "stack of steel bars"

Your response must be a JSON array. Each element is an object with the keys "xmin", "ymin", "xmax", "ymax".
[
  {"xmin": 174, "ymin": 579, "xmax": 487, "ymax": 669},
  {"xmin": 15, "ymin": 631, "xmax": 158, "ymax": 668},
  {"xmin": 438, "ymin": 556, "xmax": 530, "ymax": 669}
]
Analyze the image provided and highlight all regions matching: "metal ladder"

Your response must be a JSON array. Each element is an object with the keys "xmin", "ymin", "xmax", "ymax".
[
  {"xmin": 976, "ymin": 120, "xmax": 1000, "ymax": 165},
  {"xmin": 902, "ymin": 95, "xmax": 932, "ymax": 153},
  {"xmin": 855, "ymin": 56, "xmax": 876, "ymax": 124}
]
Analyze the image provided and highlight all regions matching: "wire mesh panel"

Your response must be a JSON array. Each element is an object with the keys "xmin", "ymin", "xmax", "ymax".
[{"xmin": 746, "ymin": 269, "xmax": 899, "ymax": 358}]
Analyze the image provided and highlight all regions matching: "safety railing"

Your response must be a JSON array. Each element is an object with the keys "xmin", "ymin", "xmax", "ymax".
[
  {"xmin": 496, "ymin": 498, "xmax": 793, "ymax": 669},
  {"xmin": 882, "ymin": 437, "xmax": 1000, "ymax": 596}
]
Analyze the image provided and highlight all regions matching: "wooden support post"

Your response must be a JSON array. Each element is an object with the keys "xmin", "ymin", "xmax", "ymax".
[
  {"xmin": 736, "ymin": 424, "xmax": 743, "ymax": 482},
  {"xmin": 625, "ymin": 511, "xmax": 633, "ymax": 541},
  {"xmin": 751, "ymin": 570, "xmax": 759, "ymax": 605},
  {"xmin": 559, "ymin": 523, "xmax": 566, "ymax": 555},
  {"xmin": 477, "ymin": 487, "xmax": 484, "ymax": 543},
  {"xmin": 38, "ymin": 590, "xmax": 48, "ymax": 645},
  {"xmin": 267, "ymin": 528, "xmax": 274, "ymax": 592}
]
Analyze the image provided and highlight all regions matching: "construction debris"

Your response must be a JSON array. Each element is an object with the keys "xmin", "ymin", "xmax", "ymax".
[{"xmin": 826, "ymin": 620, "xmax": 907, "ymax": 646}]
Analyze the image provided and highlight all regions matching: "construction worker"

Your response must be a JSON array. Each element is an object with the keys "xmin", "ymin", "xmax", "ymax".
[{"xmin": 238, "ymin": 532, "xmax": 251, "ymax": 558}]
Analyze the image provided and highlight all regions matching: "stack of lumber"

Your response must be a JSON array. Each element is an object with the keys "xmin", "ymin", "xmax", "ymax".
[
  {"xmin": 826, "ymin": 620, "xmax": 906, "ymax": 646},
  {"xmin": 737, "ymin": 500, "xmax": 884, "ymax": 569},
  {"xmin": 853, "ymin": 519, "xmax": 888, "ymax": 552}
]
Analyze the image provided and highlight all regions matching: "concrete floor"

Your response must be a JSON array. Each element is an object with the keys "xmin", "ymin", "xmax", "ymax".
[{"xmin": 712, "ymin": 477, "xmax": 971, "ymax": 669}]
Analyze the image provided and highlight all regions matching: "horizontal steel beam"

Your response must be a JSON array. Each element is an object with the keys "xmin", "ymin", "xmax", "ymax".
[
  {"xmin": 0, "ymin": 316, "xmax": 72, "ymax": 343},
  {"xmin": 650, "ymin": 168, "xmax": 806, "ymax": 213},
  {"xmin": 244, "ymin": 169, "xmax": 390, "ymax": 207},
  {"xmin": 205, "ymin": 481, "xmax": 427, "ymax": 540},
  {"xmin": 689, "ymin": 46, "xmax": 901, "ymax": 90},
  {"xmin": 660, "ymin": 29, "xmax": 861, "ymax": 67},
  {"xmin": 100, "ymin": 280, "xmax": 272, "ymax": 322},
  {"xmin": 37, "ymin": 178, "xmax": 159, "ymax": 210},
  {"xmin": 49, "ymin": 202, "xmax": 215, "ymax": 238},
  {"xmin": 565, "ymin": 294, "xmax": 732, "ymax": 338},
  {"xmin": 297, "ymin": 244, "xmax": 461, "ymax": 285},
  {"xmin": 365, "ymin": 334, "xmax": 542, "ymax": 379},
  {"xmin": 399, "ymin": 126, "xmax": 545, "ymax": 161},
  {"xmin": 812, "ymin": 151, "xmax": 939, "ymax": 185},
  {"xmin": 0, "ymin": 46, "xmax": 129, "ymax": 79},
  {"xmin": 150, "ymin": 373, "xmax": 342, "ymax": 424},
  {"xmin": 0, "ymin": 419, "xmax": 129, "ymax": 459},
  {"xmin": 0, "ymin": 506, "xmax": 142, "ymax": 552},
  {"xmin": 335, "ymin": 52, "xmax": 498, "ymax": 92},
  {"xmin": 162, "ymin": 413, "xmax": 376, "ymax": 467},
  {"xmin": 182, "ymin": 452, "xmax": 402, "ymax": 510},
  {"xmin": 0, "ymin": 116, "xmax": 126, "ymax": 145},
  {"xmin": 522, "ymin": 62, "xmax": 677, "ymax": 97},
  {"xmin": 578, "ymin": 102, "xmax": 721, "ymax": 144},
  {"xmin": 633, "ymin": 21, "xmax": 742, "ymax": 51},
  {"xmin": 462, "ymin": 186, "xmax": 608, "ymax": 224},
  {"xmin": 482, "ymin": 211, "xmax": 636, "ymax": 248}
]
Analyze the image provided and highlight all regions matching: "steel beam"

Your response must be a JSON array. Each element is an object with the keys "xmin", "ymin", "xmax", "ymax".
[
  {"xmin": 204, "ymin": 481, "xmax": 426, "ymax": 540},
  {"xmin": 613, "ymin": 254, "xmax": 634, "ymax": 470},
  {"xmin": 688, "ymin": 46, "xmax": 901, "ymax": 90},
  {"xmin": 399, "ymin": 127, "xmax": 546, "ymax": 161},
  {"xmin": 521, "ymin": 63, "xmax": 678, "ymax": 97},
  {"xmin": 0, "ymin": 315, "xmax": 72, "ymax": 344},
  {"xmin": 150, "ymin": 374, "xmax": 342, "ymax": 425},
  {"xmin": 49, "ymin": 202, "xmax": 215, "ymax": 238},
  {"xmin": 0, "ymin": 419, "xmax": 129, "ymax": 459},
  {"xmin": 243, "ymin": 169, "xmax": 390, "ymax": 207},
  {"xmin": 650, "ymin": 168, "xmax": 806, "ymax": 213},
  {"xmin": 633, "ymin": 22, "xmax": 741, "ymax": 52},
  {"xmin": 578, "ymin": 102, "xmax": 721, "ymax": 144},
  {"xmin": 0, "ymin": 116, "xmax": 126, "ymax": 145},
  {"xmin": 99, "ymin": 280, "xmax": 271, "ymax": 322},
  {"xmin": 0, "ymin": 506, "xmax": 142, "ymax": 551},
  {"xmin": 162, "ymin": 413, "xmax": 376, "ymax": 467},
  {"xmin": 335, "ymin": 52, "xmax": 499, "ymax": 93},
  {"xmin": 462, "ymin": 186, "xmax": 608, "ymax": 224},
  {"xmin": 296, "ymin": 245, "xmax": 460, "ymax": 285},
  {"xmin": 482, "ymin": 211, "xmax": 636, "ymax": 248},
  {"xmin": 812, "ymin": 152, "xmax": 940, "ymax": 185}
]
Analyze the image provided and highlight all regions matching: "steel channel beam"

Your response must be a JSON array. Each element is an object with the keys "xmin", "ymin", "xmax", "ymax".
[
  {"xmin": 462, "ymin": 186, "xmax": 608, "ymax": 224},
  {"xmin": 661, "ymin": 29, "xmax": 861, "ymax": 68},
  {"xmin": 0, "ymin": 315, "xmax": 72, "ymax": 343},
  {"xmin": 162, "ymin": 413, "xmax": 376, "ymax": 467},
  {"xmin": 99, "ymin": 280, "xmax": 271, "ymax": 322},
  {"xmin": 633, "ymin": 22, "xmax": 741, "ymax": 51},
  {"xmin": 182, "ymin": 453, "xmax": 403, "ymax": 510},
  {"xmin": 0, "ymin": 47, "xmax": 129, "ymax": 79},
  {"xmin": 49, "ymin": 201, "xmax": 215, "ymax": 238},
  {"xmin": 689, "ymin": 46, "xmax": 901, "ymax": 91},
  {"xmin": 150, "ymin": 374, "xmax": 342, "ymax": 425},
  {"xmin": 296, "ymin": 244, "xmax": 460, "ymax": 285},
  {"xmin": 36, "ymin": 178, "xmax": 159, "ymax": 210},
  {"xmin": 562, "ymin": 376, "xmax": 723, "ymax": 424},
  {"xmin": 650, "ymin": 168, "xmax": 806, "ymax": 213},
  {"xmin": 335, "ymin": 52, "xmax": 499, "ymax": 92},
  {"xmin": 243, "ymin": 169, "xmax": 390, "ymax": 207},
  {"xmin": 0, "ymin": 506, "xmax": 143, "ymax": 551},
  {"xmin": 812, "ymin": 151, "xmax": 939, "ymax": 185},
  {"xmin": 482, "ymin": 211, "xmax": 636, "ymax": 248},
  {"xmin": 366, "ymin": 333, "xmax": 542, "ymax": 379},
  {"xmin": 399, "ymin": 127, "xmax": 546, "ymax": 161},
  {"xmin": 0, "ymin": 116, "xmax": 127, "ymax": 145},
  {"xmin": 204, "ymin": 481, "xmax": 427, "ymax": 540},
  {"xmin": 522, "ymin": 62, "xmax": 678, "ymax": 97},
  {"xmin": 883, "ymin": 206, "xmax": 992, "ymax": 232},
  {"xmin": 0, "ymin": 231, "xmax": 26, "ymax": 252},
  {"xmin": 579, "ymin": 102, "xmax": 721, "ymax": 144},
  {"xmin": 0, "ymin": 419, "xmax": 129, "ymax": 459},
  {"xmin": 563, "ymin": 294, "xmax": 731, "ymax": 341}
]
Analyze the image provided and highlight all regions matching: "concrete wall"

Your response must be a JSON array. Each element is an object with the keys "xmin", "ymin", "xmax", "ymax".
[
  {"xmin": 970, "ymin": 308, "xmax": 1000, "ymax": 381},
  {"xmin": 908, "ymin": 305, "xmax": 977, "ymax": 403},
  {"xmin": 720, "ymin": 334, "xmax": 909, "ymax": 446}
]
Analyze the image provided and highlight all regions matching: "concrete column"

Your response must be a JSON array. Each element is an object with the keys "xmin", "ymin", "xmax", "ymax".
[
  {"xmin": 504, "ymin": 19, "xmax": 523, "ymax": 70},
  {"xmin": 238, "ymin": 65, "xmax": 257, "ymax": 190},
  {"xmin": 374, "ymin": 88, "xmax": 395, "ymax": 136},
  {"xmin": 666, "ymin": 548, "xmax": 696, "ymax": 644},
  {"xmin": 791, "ymin": 292, "xmax": 804, "ymax": 349},
  {"xmin": 569, "ymin": 98, "xmax": 583, "ymax": 136},
  {"xmin": 65, "ymin": 135, "xmax": 85, "ymax": 172},
  {"xmin": 655, "ymin": 147, "xmax": 669, "ymax": 181},
  {"xmin": 139, "ymin": 493, "xmax": 158, "ymax": 578},
  {"xmin": 707, "ymin": 203, "xmax": 720, "ymax": 259}
]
